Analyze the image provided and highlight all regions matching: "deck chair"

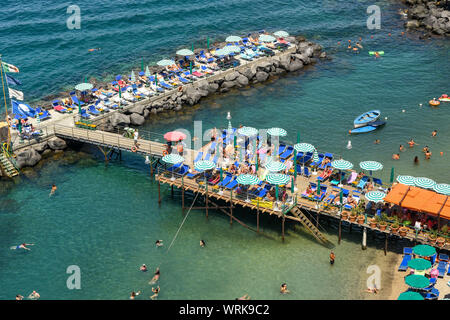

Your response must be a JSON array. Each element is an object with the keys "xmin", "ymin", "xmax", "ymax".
[{"xmin": 398, "ymin": 255, "xmax": 412, "ymax": 271}]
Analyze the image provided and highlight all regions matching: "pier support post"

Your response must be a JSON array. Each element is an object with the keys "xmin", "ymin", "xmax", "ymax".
[
  {"xmin": 158, "ymin": 179, "xmax": 161, "ymax": 205},
  {"xmin": 384, "ymin": 233, "xmax": 388, "ymax": 256},
  {"xmin": 349, "ymin": 223, "xmax": 353, "ymax": 233},
  {"xmin": 205, "ymin": 186, "xmax": 209, "ymax": 220},
  {"xmin": 362, "ymin": 227, "xmax": 367, "ymax": 250},
  {"xmin": 282, "ymin": 216, "xmax": 285, "ymax": 242},
  {"xmin": 230, "ymin": 190, "xmax": 233, "ymax": 225},
  {"xmin": 171, "ymin": 185, "xmax": 174, "ymax": 198},
  {"xmin": 119, "ymin": 150, "xmax": 122, "ymax": 161},
  {"xmin": 338, "ymin": 217, "xmax": 342, "ymax": 245},
  {"xmin": 316, "ymin": 213, "xmax": 319, "ymax": 228},
  {"xmin": 181, "ymin": 176, "xmax": 184, "ymax": 214},
  {"xmin": 257, "ymin": 200, "xmax": 260, "ymax": 233}
]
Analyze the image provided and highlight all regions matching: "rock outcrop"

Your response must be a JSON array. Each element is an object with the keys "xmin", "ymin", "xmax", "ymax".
[
  {"xmin": 403, "ymin": 0, "xmax": 450, "ymax": 35},
  {"xmin": 47, "ymin": 137, "xmax": 67, "ymax": 150},
  {"xmin": 15, "ymin": 148, "xmax": 42, "ymax": 168}
]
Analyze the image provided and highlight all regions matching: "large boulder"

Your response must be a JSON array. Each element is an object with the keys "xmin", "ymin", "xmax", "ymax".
[
  {"xmin": 184, "ymin": 86, "xmax": 202, "ymax": 105},
  {"xmin": 194, "ymin": 80, "xmax": 209, "ymax": 91},
  {"xmin": 256, "ymin": 61, "xmax": 273, "ymax": 73},
  {"xmin": 33, "ymin": 141, "xmax": 48, "ymax": 153},
  {"xmin": 15, "ymin": 147, "xmax": 42, "ymax": 168},
  {"xmin": 48, "ymin": 137, "xmax": 67, "ymax": 150},
  {"xmin": 279, "ymin": 53, "xmax": 292, "ymax": 70},
  {"xmin": 143, "ymin": 109, "xmax": 150, "ymax": 119},
  {"xmin": 207, "ymin": 82, "xmax": 219, "ymax": 93},
  {"xmin": 288, "ymin": 60, "xmax": 304, "ymax": 72},
  {"xmin": 236, "ymin": 75, "xmax": 249, "ymax": 87},
  {"xmin": 255, "ymin": 71, "xmax": 269, "ymax": 82},
  {"xmin": 239, "ymin": 67, "xmax": 256, "ymax": 80},
  {"xmin": 110, "ymin": 112, "xmax": 131, "ymax": 127},
  {"xmin": 224, "ymin": 71, "xmax": 240, "ymax": 81},
  {"xmin": 406, "ymin": 19, "xmax": 421, "ymax": 29},
  {"xmin": 127, "ymin": 104, "xmax": 145, "ymax": 115},
  {"xmin": 197, "ymin": 89, "xmax": 210, "ymax": 97},
  {"xmin": 221, "ymin": 81, "xmax": 236, "ymax": 90},
  {"xmin": 130, "ymin": 113, "xmax": 145, "ymax": 126}
]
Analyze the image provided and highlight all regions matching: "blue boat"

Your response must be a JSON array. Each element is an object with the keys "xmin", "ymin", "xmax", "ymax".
[
  {"xmin": 354, "ymin": 110, "xmax": 381, "ymax": 128},
  {"xmin": 349, "ymin": 126, "xmax": 377, "ymax": 134}
]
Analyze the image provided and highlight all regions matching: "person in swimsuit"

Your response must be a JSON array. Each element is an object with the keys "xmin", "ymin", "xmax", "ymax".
[
  {"xmin": 49, "ymin": 184, "xmax": 57, "ymax": 197},
  {"xmin": 28, "ymin": 291, "xmax": 40, "ymax": 300},
  {"xmin": 399, "ymin": 145, "xmax": 405, "ymax": 152},
  {"xmin": 425, "ymin": 150, "xmax": 432, "ymax": 159},
  {"xmin": 236, "ymin": 294, "xmax": 251, "ymax": 300},
  {"xmin": 155, "ymin": 240, "xmax": 163, "ymax": 247},
  {"xmin": 280, "ymin": 283, "xmax": 290, "ymax": 294},
  {"xmin": 431, "ymin": 130, "xmax": 437, "ymax": 137},
  {"xmin": 140, "ymin": 264, "xmax": 147, "ymax": 272},
  {"xmin": 408, "ymin": 139, "xmax": 418, "ymax": 148},
  {"xmin": 392, "ymin": 153, "xmax": 400, "ymax": 160},
  {"xmin": 330, "ymin": 251, "xmax": 335, "ymax": 265},
  {"xmin": 200, "ymin": 240, "xmax": 206, "ymax": 247},
  {"xmin": 15, "ymin": 243, "xmax": 33, "ymax": 251},
  {"xmin": 149, "ymin": 267, "xmax": 160, "ymax": 284},
  {"xmin": 150, "ymin": 286, "xmax": 160, "ymax": 300},
  {"xmin": 16, "ymin": 294, "xmax": 24, "ymax": 300},
  {"xmin": 130, "ymin": 291, "xmax": 141, "ymax": 300}
]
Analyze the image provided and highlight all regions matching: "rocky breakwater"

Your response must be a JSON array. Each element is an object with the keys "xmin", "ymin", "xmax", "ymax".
[
  {"xmin": 13, "ymin": 137, "xmax": 67, "ymax": 169},
  {"xmin": 103, "ymin": 36, "xmax": 328, "ymax": 132},
  {"xmin": 403, "ymin": 0, "xmax": 450, "ymax": 35}
]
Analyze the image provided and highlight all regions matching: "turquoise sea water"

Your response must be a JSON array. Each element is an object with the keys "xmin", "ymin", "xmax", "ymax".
[{"xmin": 0, "ymin": 0, "xmax": 449, "ymax": 299}]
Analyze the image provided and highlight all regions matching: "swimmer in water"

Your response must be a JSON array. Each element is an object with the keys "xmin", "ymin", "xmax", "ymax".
[
  {"xmin": 150, "ymin": 286, "xmax": 160, "ymax": 300},
  {"xmin": 374, "ymin": 52, "xmax": 381, "ymax": 59},
  {"xmin": 425, "ymin": 150, "xmax": 432, "ymax": 159},
  {"xmin": 149, "ymin": 267, "xmax": 160, "ymax": 284},
  {"xmin": 280, "ymin": 283, "xmax": 290, "ymax": 294},
  {"xmin": 414, "ymin": 156, "xmax": 419, "ymax": 164},
  {"xmin": 28, "ymin": 291, "xmax": 40, "ymax": 300},
  {"xmin": 200, "ymin": 240, "xmax": 206, "ymax": 247},
  {"xmin": 49, "ymin": 184, "xmax": 57, "ymax": 197},
  {"xmin": 374, "ymin": 139, "xmax": 380, "ymax": 144},
  {"xmin": 236, "ymin": 294, "xmax": 251, "ymax": 300},
  {"xmin": 88, "ymin": 48, "xmax": 101, "ymax": 52},
  {"xmin": 408, "ymin": 139, "xmax": 418, "ymax": 148},
  {"xmin": 16, "ymin": 294, "xmax": 24, "ymax": 300},
  {"xmin": 140, "ymin": 264, "xmax": 148, "ymax": 272},
  {"xmin": 155, "ymin": 240, "xmax": 163, "ymax": 247},
  {"xmin": 130, "ymin": 291, "xmax": 141, "ymax": 300},
  {"xmin": 13, "ymin": 243, "xmax": 34, "ymax": 251},
  {"xmin": 431, "ymin": 130, "xmax": 437, "ymax": 137},
  {"xmin": 392, "ymin": 153, "xmax": 400, "ymax": 160},
  {"xmin": 356, "ymin": 42, "xmax": 363, "ymax": 49},
  {"xmin": 330, "ymin": 251, "xmax": 335, "ymax": 265},
  {"xmin": 399, "ymin": 145, "xmax": 405, "ymax": 152}
]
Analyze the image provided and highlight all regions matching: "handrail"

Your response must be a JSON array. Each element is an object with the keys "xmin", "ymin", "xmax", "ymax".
[{"xmin": 1, "ymin": 143, "xmax": 19, "ymax": 172}]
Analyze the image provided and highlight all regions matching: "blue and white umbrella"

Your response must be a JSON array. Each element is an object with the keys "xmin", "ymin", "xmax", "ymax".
[
  {"xmin": 396, "ymin": 175, "xmax": 416, "ymax": 186},
  {"xmin": 162, "ymin": 154, "xmax": 184, "ymax": 180},
  {"xmin": 237, "ymin": 126, "xmax": 258, "ymax": 137},
  {"xmin": 259, "ymin": 34, "xmax": 276, "ymax": 42},
  {"xmin": 225, "ymin": 35, "xmax": 242, "ymax": 42},
  {"xmin": 157, "ymin": 59, "xmax": 175, "ymax": 66},
  {"xmin": 293, "ymin": 143, "xmax": 315, "ymax": 153},
  {"xmin": 194, "ymin": 160, "xmax": 215, "ymax": 171},
  {"xmin": 130, "ymin": 71, "xmax": 136, "ymax": 83},
  {"xmin": 273, "ymin": 31, "xmax": 289, "ymax": 38},
  {"xmin": 267, "ymin": 127, "xmax": 287, "ymax": 137},
  {"xmin": 359, "ymin": 161, "xmax": 383, "ymax": 172},
  {"xmin": 331, "ymin": 159, "xmax": 353, "ymax": 170},
  {"xmin": 414, "ymin": 177, "xmax": 436, "ymax": 189},
  {"xmin": 365, "ymin": 191, "xmax": 386, "ymax": 203},
  {"xmin": 75, "ymin": 83, "xmax": 93, "ymax": 91},
  {"xmin": 176, "ymin": 49, "xmax": 194, "ymax": 56},
  {"xmin": 265, "ymin": 159, "xmax": 286, "ymax": 172},
  {"xmin": 433, "ymin": 183, "xmax": 450, "ymax": 195}
]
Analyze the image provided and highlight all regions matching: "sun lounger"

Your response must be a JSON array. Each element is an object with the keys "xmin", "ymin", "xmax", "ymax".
[
  {"xmin": 439, "ymin": 253, "xmax": 449, "ymax": 262},
  {"xmin": 311, "ymin": 153, "xmax": 324, "ymax": 167},
  {"xmin": 167, "ymin": 162, "xmax": 183, "ymax": 172},
  {"xmin": 398, "ymin": 255, "xmax": 412, "ymax": 271},
  {"xmin": 79, "ymin": 109, "xmax": 91, "ymax": 119},
  {"xmin": 346, "ymin": 172, "xmax": 358, "ymax": 184},
  {"xmin": 403, "ymin": 247, "xmax": 413, "ymax": 255},
  {"xmin": 373, "ymin": 178, "xmax": 383, "ymax": 186},
  {"xmin": 218, "ymin": 174, "xmax": 233, "ymax": 187},
  {"xmin": 280, "ymin": 146, "xmax": 294, "ymax": 160},
  {"xmin": 88, "ymin": 105, "xmax": 100, "ymax": 115},
  {"xmin": 357, "ymin": 176, "xmax": 369, "ymax": 189},
  {"xmin": 224, "ymin": 177, "xmax": 238, "ymax": 189},
  {"xmin": 35, "ymin": 107, "xmax": 51, "ymax": 120},
  {"xmin": 437, "ymin": 261, "xmax": 448, "ymax": 278},
  {"xmin": 422, "ymin": 288, "xmax": 439, "ymax": 300},
  {"xmin": 177, "ymin": 165, "xmax": 190, "ymax": 176},
  {"xmin": 303, "ymin": 166, "xmax": 311, "ymax": 177},
  {"xmin": 70, "ymin": 92, "xmax": 84, "ymax": 106}
]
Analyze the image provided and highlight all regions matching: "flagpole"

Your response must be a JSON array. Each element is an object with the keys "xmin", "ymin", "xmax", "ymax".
[{"xmin": 0, "ymin": 54, "xmax": 12, "ymax": 147}]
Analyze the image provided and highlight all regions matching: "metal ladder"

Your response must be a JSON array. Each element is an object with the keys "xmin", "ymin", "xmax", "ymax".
[
  {"xmin": 0, "ymin": 144, "xmax": 19, "ymax": 178},
  {"xmin": 289, "ymin": 206, "xmax": 330, "ymax": 246}
]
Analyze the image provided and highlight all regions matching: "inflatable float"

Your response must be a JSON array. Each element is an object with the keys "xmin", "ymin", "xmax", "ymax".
[
  {"xmin": 439, "ymin": 94, "xmax": 450, "ymax": 102},
  {"xmin": 429, "ymin": 99, "xmax": 441, "ymax": 107},
  {"xmin": 369, "ymin": 51, "xmax": 384, "ymax": 56}
]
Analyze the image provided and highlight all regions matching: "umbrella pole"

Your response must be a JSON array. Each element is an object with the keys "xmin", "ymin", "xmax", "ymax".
[{"xmin": 205, "ymin": 174, "xmax": 208, "ymax": 219}]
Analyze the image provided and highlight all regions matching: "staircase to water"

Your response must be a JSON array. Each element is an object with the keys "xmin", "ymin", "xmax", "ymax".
[
  {"xmin": 0, "ymin": 146, "xmax": 19, "ymax": 178},
  {"xmin": 289, "ymin": 206, "xmax": 332, "ymax": 246}
]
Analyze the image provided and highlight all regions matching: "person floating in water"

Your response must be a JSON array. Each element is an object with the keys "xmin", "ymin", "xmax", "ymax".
[
  {"xmin": 414, "ymin": 156, "xmax": 419, "ymax": 164},
  {"xmin": 280, "ymin": 283, "xmax": 290, "ymax": 294},
  {"xmin": 13, "ymin": 243, "xmax": 34, "ymax": 251},
  {"xmin": 374, "ymin": 139, "xmax": 380, "ymax": 144},
  {"xmin": 236, "ymin": 294, "xmax": 251, "ymax": 300},
  {"xmin": 149, "ymin": 267, "xmax": 160, "ymax": 284},
  {"xmin": 408, "ymin": 139, "xmax": 418, "ymax": 148},
  {"xmin": 200, "ymin": 240, "xmax": 206, "ymax": 247},
  {"xmin": 16, "ymin": 294, "xmax": 24, "ymax": 300},
  {"xmin": 155, "ymin": 240, "xmax": 163, "ymax": 247},
  {"xmin": 130, "ymin": 291, "xmax": 141, "ymax": 300},
  {"xmin": 431, "ymin": 130, "xmax": 437, "ymax": 137},
  {"xmin": 330, "ymin": 251, "xmax": 335, "ymax": 265},
  {"xmin": 140, "ymin": 264, "xmax": 147, "ymax": 272},
  {"xmin": 88, "ymin": 48, "xmax": 101, "ymax": 52},
  {"xmin": 49, "ymin": 184, "xmax": 57, "ymax": 197},
  {"xmin": 392, "ymin": 153, "xmax": 400, "ymax": 160},
  {"xmin": 28, "ymin": 291, "xmax": 40, "ymax": 300},
  {"xmin": 150, "ymin": 286, "xmax": 160, "ymax": 300},
  {"xmin": 399, "ymin": 145, "xmax": 405, "ymax": 152}
]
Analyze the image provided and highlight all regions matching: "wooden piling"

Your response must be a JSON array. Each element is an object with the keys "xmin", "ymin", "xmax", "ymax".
[
  {"xmin": 257, "ymin": 200, "xmax": 260, "ymax": 233},
  {"xmin": 206, "ymin": 189, "xmax": 209, "ymax": 219},
  {"xmin": 282, "ymin": 216, "xmax": 285, "ymax": 242},
  {"xmin": 338, "ymin": 217, "xmax": 342, "ymax": 245},
  {"xmin": 181, "ymin": 177, "xmax": 184, "ymax": 214},
  {"xmin": 158, "ymin": 179, "xmax": 161, "ymax": 204},
  {"xmin": 384, "ymin": 233, "xmax": 388, "ymax": 256},
  {"xmin": 230, "ymin": 190, "xmax": 233, "ymax": 225}
]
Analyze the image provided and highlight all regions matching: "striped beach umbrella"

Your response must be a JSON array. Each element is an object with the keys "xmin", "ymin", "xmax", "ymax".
[
  {"xmin": 432, "ymin": 183, "xmax": 450, "ymax": 195},
  {"xmin": 265, "ymin": 173, "xmax": 290, "ymax": 186},
  {"xmin": 194, "ymin": 160, "xmax": 215, "ymax": 171},
  {"xmin": 176, "ymin": 49, "xmax": 194, "ymax": 56},
  {"xmin": 265, "ymin": 160, "xmax": 286, "ymax": 172},
  {"xmin": 224, "ymin": 45, "xmax": 241, "ymax": 53},
  {"xmin": 359, "ymin": 161, "xmax": 383, "ymax": 171},
  {"xmin": 312, "ymin": 150, "xmax": 319, "ymax": 163},
  {"xmin": 396, "ymin": 175, "xmax": 416, "ymax": 186},
  {"xmin": 157, "ymin": 59, "xmax": 175, "ymax": 66},
  {"xmin": 237, "ymin": 174, "xmax": 260, "ymax": 185},
  {"xmin": 398, "ymin": 291, "xmax": 424, "ymax": 300},
  {"xmin": 408, "ymin": 258, "xmax": 432, "ymax": 271},
  {"xmin": 145, "ymin": 66, "xmax": 151, "ymax": 77},
  {"xmin": 273, "ymin": 31, "xmax": 289, "ymax": 38},
  {"xmin": 162, "ymin": 154, "xmax": 184, "ymax": 164},
  {"xmin": 259, "ymin": 34, "xmax": 276, "ymax": 42},
  {"xmin": 130, "ymin": 70, "xmax": 136, "ymax": 83},
  {"xmin": 75, "ymin": 83, "xmax": 93, "ymax": 91},
  {"xmin": 225, "ymin": 35, "xmax": 242, "ymax": 42},
  {"xmin": 267, "ymin": 127, "xmax": 287, "ymax": 137},
  {"xmin": 365, "ymin": 191, "xmax": 386, "ymax": 203},
  {"xmin": 237, "ymin": 126, "xmax": 258, "ymax": 137},
  {"xmin": 293, "ymin": 143, "xmax": 315, "ymax": 153},
  {"xmin": 214, "ymin": 48, "xmax": 228, "ymax": 56},
  {"xmin": 405, "ymin": 274, "xmax": 430, "ymax": 289},
  {"xmin": 413, "ymin": 244, "xmax": 436, "ymax": 258},
  {"xmin": 414, "ymin": 177, "xmax": 436, "ymax": 189},
  {"xmin": 331, "ymin": 159, "xmax": 353, "ymax": 170}
]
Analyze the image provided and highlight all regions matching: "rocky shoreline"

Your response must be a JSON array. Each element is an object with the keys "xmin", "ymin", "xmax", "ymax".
[
  {"xmin": 3, "ymin": 35, "xmax": 328, "ymax": 176},
  {"xmin": 403, "ymin": 0, "xmax": 450, "ymax": 35}
]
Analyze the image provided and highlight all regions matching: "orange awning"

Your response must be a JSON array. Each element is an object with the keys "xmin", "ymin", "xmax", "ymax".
[{"xmin": 384, "ymin": 184, "xmax": 449, "ymax": 220}]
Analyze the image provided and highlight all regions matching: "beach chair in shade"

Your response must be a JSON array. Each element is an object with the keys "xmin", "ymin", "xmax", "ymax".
[
  {"xmin": 70, "ymin": 92, "xmax": 84, "ymax": 106},
  {"xmin": 303, "ymin": 166, "xmax": 311, "ymax": 177},
  {"xmin": 224, "ymin": 176, "xmax": 238, "ymax": 189},
  {"xmin": 438, "ymin": 253, "xmax": 449, "ymax": 262},
  {"xmin": 177, "ymin": 165, "xmax": 190, "ymax": 176},
  {"xmin": 423, "ymin": 278, "xmax": 437, "ymax": 292},
  {"xmin": 277, "ymin": 144, "xmax": 287, "ymax": 156},
  {"xmin": 167, "ymin": 162, "xmax": 183, "ymax": 172},
  {"xmin": 324, "ymin": 193, "xmax": 336, "ymax": 205},
  {"xmin": 186, "ymin": 171, "xmax": 201, "ymax": 179},
  {"xmin": 311, "ymin": 153, "xmax": 324, "ymax": 167},
  {"xmin": 317, "ymin": 168, "xmax": 333, "ymax": 182},
  {"xmin": 373, "ymin": 178, "xmax": 383, "ymax": 186},
  {"xmin": 437, "ymin": 261, "xmax": 448, "ymax": 278},
  {"xmin": 356, "ymin": 176, "xmax": 369, "ymax": 189},
  {"xmin": 422, "ymin": 288, "xmax": 439, "ymax": 300},
  {"xmin": 314, "ymin": 185, "xmax": 328, "ymax": 201},
  {"xmin": 279, "ymin": 145, "xmax": 294, "ymax": 160},
  {"xmin": 218, "ymin": 173, "xmax": 233, "ymax": 188},
  {"xmin": 177, "ymin": 76, "xmax": 190, "ymax": 84},
  {"xmin": 194, "ymin": 152, "xmax": 203, "ymax": 163},
  {"xmin": 398, "ymin": 255, "xmax": 412, "ymax": 271},
  {"xmin": 403, "ymin": 247, "xmax": 413, "ymax": 256}
]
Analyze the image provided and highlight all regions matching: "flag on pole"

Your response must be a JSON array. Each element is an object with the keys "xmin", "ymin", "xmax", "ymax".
[
  {"xmin": 8, "ymin": 88, "xmax": 24, "ymax": 100},
  {"xmin": 6, "ymin": 74, "xmax": 22, "ymax": 86},
  {"xmin": 2, "ymin": 62, "xmax": 19, "ymax": 73}
]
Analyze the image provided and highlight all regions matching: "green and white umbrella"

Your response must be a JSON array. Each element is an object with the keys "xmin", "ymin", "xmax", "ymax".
[
  {"xmin": 259, "ymin": 34, "xmax": 276, "ymax": 42},
  {"xmin": 265, "ymin": 159, "xmax": 286, "ymax": 172},
  {"xmin": 365, "ymin": 191, "xmax": 386, "ymax": 203},
  {"xmin": 157, "ymin": 59, "xmax": 175, "ymax": 66},
  {"xmin": 265, "ymin": 173, "xmax": 290, "ymax": 185},
  {"xmin": 162, "ymin": 154, "xmax": 184, "ymax": 164},
  {"xmin": 214, "ymin": 48, "xmax": 229, "ymax": 56},
  {"xmin": 273, "ymin": 30, "xmax": 289, "ymax": 38},
  {"xmin": 75, "ymin": 82, "xmax": 93, "ymax": 91},
  {"xmin": 194, "ymin": 160, "xmax": 215, "ymax": 171},
  {"xmin": 414, "ymin": 177, "xmax": 436, "ymax": 189},
  {"xmin": 130, "ymin": 70, "xmax": 136, "ymax": 83},
  {"xmin": 267, "ymin": 127, "xmax": 287, "ymax": 137},
  {"xmin": 237, "ymin": 126, "xmax": 258, "ymax": 137},
  {"xmin": 293, "ymin": 143, "xmax": 315, "ymax": 153},
  {"xmin": 359, "ymin": 161, "xmax": 383, "ymax": 171},
  {"xmin": 312, "ymin": 150, "xmax": 319, "ymax": 163},
  {"xmin": 237, "ymin": 174, "xmax": 260, "ymax": 202},
  {"xmin": 176, "ymin": 49, "xmax": 194, "ymax": 56},
  {"xmin": 433, "ymin": 183, "xmax": 450, "ymax": 195},
  {"xmin": 331, "ymin": 159, "xmax": 353, "ymax": 170},
  {"xmin": 408, "ymin": 258, "xmax": 432, "ymax": 271},
  {"xmin": 396, "ymin": 175, "xmax": 416, "ymax": 186},
  {"xmin": 225, "ymin": 35, "xmax": 242, "ymax": 42},
  {"xmin": 224, "ymin": 45, "xmax": 241, "ymax": 53},
  {"xmin": 145, "ymin": 66, "xmax": 151, "ymax": 77}
]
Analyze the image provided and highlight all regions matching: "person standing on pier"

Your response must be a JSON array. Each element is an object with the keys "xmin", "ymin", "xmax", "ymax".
[{"xmin": 133, "ymin": 129, "xmax": 139, "ymax": 148}]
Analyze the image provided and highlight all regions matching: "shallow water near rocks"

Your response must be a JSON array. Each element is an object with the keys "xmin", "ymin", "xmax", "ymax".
[{"xmin": 1, "ymin": 0, "xmax": 449, "ymax": 299}]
